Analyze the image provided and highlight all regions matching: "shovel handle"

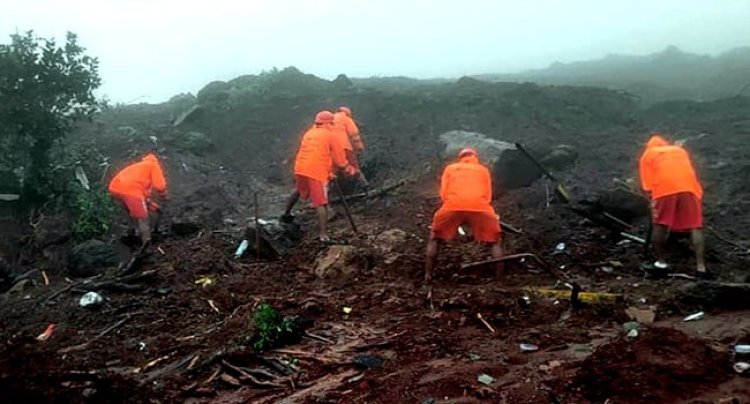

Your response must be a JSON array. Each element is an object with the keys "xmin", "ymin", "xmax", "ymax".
[{"xmin": 514, "ymin": 142, "xmax": 558, "ymax": 182}]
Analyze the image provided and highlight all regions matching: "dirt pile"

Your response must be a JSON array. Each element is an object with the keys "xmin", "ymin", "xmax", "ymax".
[{"xmin": 572, "ymin": 327, "xmax": 731, "ymax": 403}]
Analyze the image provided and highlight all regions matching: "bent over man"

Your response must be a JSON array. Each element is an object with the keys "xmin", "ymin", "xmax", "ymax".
[
  {"xmin": 639, "ymin": 133, "xmax": 709, "ymax": 279},
  {"xmin": 332, "ymin": 106, "xmax": 368, "ymax": 186},
  {"xmin": 425, "ymin": 148, "xmax": 503, "ymax": 282},
  {"xmin": 282, "ymin": 111, "xmax": 350, "ymax": 243},
  {"xmin": 108, "ymin": 152, "xmax": 168, "ymax": 246}
]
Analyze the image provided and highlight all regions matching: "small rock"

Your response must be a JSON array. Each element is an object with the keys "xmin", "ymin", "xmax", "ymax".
[
  {"xmin": 354, "ymin": 354, "xmax": 384, "ymax": 369},
  {"xmin": 539, "ymin": 360, "xmax": 563, "ymax": 372},
  {"xmin": 625, "ymin": 306, "xmax": 657, "ymax": 324},
  {"xmin": 79, "ymin": 291, "xmax": 104, "ymax": 308}
]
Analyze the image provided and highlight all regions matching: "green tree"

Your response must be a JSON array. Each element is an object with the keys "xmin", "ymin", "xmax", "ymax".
[{"xmin": 0, "ymin": 31, "xmax": 101, "ymax": 204}]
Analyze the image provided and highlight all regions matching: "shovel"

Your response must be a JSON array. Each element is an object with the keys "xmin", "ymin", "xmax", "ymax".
[
  {"xmin": 515, "ymin": 142, "xmax": 572, "ymax": 203},
  {"xmin": 332, "ymin": 178, "xmax": 359, "ymax": 235}
]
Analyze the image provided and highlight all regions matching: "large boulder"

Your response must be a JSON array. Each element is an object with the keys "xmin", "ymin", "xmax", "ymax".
[
  {"xmin": 33, "ymin": 214, "xmax": 72, "ymax": 248},
  {"xmin": 164, "ymin": 131, "xmax": 215, "ymax": 155},
  {"xmin": 69, "ymin": 240, "xmax": 119, "ymax": 278},
  {"xmin": 439, "ymin": 130, "xmax": 578, "ymax": 193},
  {"xmin": 439, "ymin": 130, "xmax": 514, "ymax": 165},
  {"xmin": 595, "ymin": 186, "xmax": 650, "ymax": 222},
  {"xmin": 170, "ymin": 186, "xmax": 228, "ymax": 236}
]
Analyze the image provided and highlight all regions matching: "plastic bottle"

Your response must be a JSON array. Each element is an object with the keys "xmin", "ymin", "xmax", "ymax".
[{"xmin": 234, "ymin": 239, "xmax": 249, "ymax": 259}]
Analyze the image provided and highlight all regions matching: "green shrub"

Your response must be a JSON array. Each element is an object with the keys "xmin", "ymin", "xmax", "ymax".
[
  {"xmin": 69, "ymin": 184, "xmax": 115, "ymax": 240},
  {"xmin": 251, "ymin": 303, "xmax": 297, "ymax": 351}
]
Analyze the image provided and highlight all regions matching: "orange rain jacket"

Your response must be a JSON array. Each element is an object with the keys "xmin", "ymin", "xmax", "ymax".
[
  {"xmin": 440, "ymin": 155, "xmax": 496, "ymax": 213},
  {"xmin": 294, "ymin": 124, "xmax": 348, "ymax": 183},
  {"xmin": 108, "ymin": 154, "xmax": 167, "ymax": 197},
  {"xmin": 639, "ymin": 135, "xmax": 703, "ymax": 200},
  {"xmin": 333, "ymin": 111, "xmax": 364, "ymax": 151}
]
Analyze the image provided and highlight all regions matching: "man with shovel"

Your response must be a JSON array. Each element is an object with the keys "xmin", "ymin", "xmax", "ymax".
[
  {"xmin": 332, "ymin": 106, "xmax": 368, "ymax": 187},
  {"xmin": 639, "ymin": 133, "xmax": 710, "ymax": 279},
  {"xmin": 108, "ymin": 152, "xmax": 168, "ymax": 247},
  {"xmin": 424, "ymin": 148, "xmax": 503, "ymax": 283},
  {"xmin": 281, "ymin": 110, "xmax": 352, "ymax": 244}
]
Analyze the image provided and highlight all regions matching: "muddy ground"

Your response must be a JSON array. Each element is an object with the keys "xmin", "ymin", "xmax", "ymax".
[{"xmin": 1, "ymin": 73, "xmax": 750, "ymax": 403}]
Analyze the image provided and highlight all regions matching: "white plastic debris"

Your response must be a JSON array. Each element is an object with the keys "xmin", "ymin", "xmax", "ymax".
[
  {"xmin": 519, "ymin": 343, "xmax": 539, "ymax": 352},
  {"xmin": 734, "ymin": 345, "xmax": 750, "ymax": 354},
  {"xmin": 234, "ymin": 239, "xmax": 249, "ymax": 259},
  {"xmin": 733, "ymin": 362, "xmax": 750, "ymax": 374},
  {"xmin": 627, "ymin": 329, "xmax": 639, "ymax": 338},
  {"xmin": 458, "ymin": 226, "xmax": 466, "ymax": 236},
  {"xmin": 683, "ymin": 311, "xmax": 705, "ymax": 322},
  {"xmin": 554, "ymin": 242, "xmax": 566, "ymax": 253},
  {"xmin": 79, "ymin": 291, "xmax": 103, "ymax": 308},
  {"xmin": 477, "ymin": 373, "xmax": 495, "ymax": 385}
]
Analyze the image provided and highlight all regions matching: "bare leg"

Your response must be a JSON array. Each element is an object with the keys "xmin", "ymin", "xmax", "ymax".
[
  {"xmin": 282, "ymin": 191, "xmax": 300, "ymax": 217},
  {"xmin": 137, "ymin": 218, "xmax": 151, "ymax": 245},
  {"xmin": 490, "ymin": 240, "xmax": 504, "ymax": 277},
  {"xmin": 316, "ymin": 205, "xmax": 328, "ymax": 240},
  {"xmin": 691, "ymin": 229, "xmax": 706, "ymax": 272},
  {"xmin": 651, "ymin": 224, "xmax": 669, "ymax": 264},
  {"xmin": 425, "ymin": 238, "xmax": 441, "ymax": 283}
]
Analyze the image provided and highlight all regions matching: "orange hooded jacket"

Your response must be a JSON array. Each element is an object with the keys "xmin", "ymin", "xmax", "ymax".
[
  {"xmin": 294, "ymin": 124, "xmax": 348, "ymax": 183},
  {"xmin": 333, "ymin": 111, "xmax": 364, "ymax": 151},
  {"xmin": 440, "ymin": 155, "xmax": 496, "ymax": 214},
  {"xmin": 639, "ymin": 135, "xmax": 703, "ymax": 200},
  {"xmin": 108, "ymin": 154, "xmax": 167, "ymax": 197}
]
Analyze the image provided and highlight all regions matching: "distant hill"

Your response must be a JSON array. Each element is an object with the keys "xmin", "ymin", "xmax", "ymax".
[{"xmin": 476, "ymin": 46, "xmax": 750, "ymax": 103}]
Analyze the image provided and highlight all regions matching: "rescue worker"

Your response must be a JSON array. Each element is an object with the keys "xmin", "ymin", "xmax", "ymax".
[
  {"xmin": 108, "ymin": 152, "xmax": 168, "ymax": 246},
  {"xmin": 425, "ymin": 148, "xmax": 503, "ymax": 283},
  {"xmin": 639, "ymin": 133, "xmax": 710, "ymax": 279},
  {"xmin": 282, "ymin": 111, "xmax": 351, "ymax": 243},
  {"xmin": 332, "ymin": 106, "xmax": 368, "ymax": 186}
]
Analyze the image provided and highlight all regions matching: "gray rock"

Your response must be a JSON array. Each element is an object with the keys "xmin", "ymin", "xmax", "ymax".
[
  {"xmin": 439, "ymin": 130, "xmax": 514, "ymax": 164},
  {"xmin": 69, "ymin": 240, "xmax": 119, "ymax": 278},
  {"xmin": 165, "ymin": 131, "xmax": 215, "ymax": 155}
]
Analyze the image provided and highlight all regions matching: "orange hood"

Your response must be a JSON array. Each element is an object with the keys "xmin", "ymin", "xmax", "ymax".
[
  {"xmin": 646, "ymin": 135, "xmax": 669, "ymax": 149},
  {"xmin": 458, "ymin": 154, "xmax": 480, "ymax": 165}
]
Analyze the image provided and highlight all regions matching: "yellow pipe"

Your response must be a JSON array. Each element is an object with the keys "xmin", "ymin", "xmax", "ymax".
[{"xmin": 527, "ymin": 288, "xmax": 622, "ymax": 304}]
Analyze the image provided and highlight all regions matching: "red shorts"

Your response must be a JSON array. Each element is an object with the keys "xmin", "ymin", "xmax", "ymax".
[
  {"xmin": 430, "ymin": 208, "xmax": 501, "ymax": 243},
  {"xmin": 345, "ymin": 149, "xmax": 360, "ymax": 170},
  {"xmin": 111, "ymin": 192, "xmax": 148, "ymax": 219},
  {"xmin": 295, "ymin": 175, "xmax": 328, "ymax": 207},
  {"xmin": 652, "ymin": 192, "xmax": 703, "ymax": 231}
]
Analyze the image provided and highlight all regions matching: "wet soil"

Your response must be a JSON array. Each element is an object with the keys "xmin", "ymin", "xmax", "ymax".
[{"xmin": 1, "ymin": 79, "xmax": 749, "ymax": 403}]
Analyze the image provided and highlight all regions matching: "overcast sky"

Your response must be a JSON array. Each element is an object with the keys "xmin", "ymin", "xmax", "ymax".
[{"xmin": 3, "ymin": 0, "xmax": 749, "ymax": 103}]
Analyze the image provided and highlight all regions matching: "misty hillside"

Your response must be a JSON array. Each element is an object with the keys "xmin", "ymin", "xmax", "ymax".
[{"xmin": 476, "ymin": 46, "xmax": 750, "ymax": 103}]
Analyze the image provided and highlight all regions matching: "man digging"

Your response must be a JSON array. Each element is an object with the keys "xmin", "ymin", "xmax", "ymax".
[
  {"xmin": 639, "ymin": 133, "xmax": 711, "ymax": 279},
  {"xmin": 424, "ymin": 148, "xmax": 503, "ymax": 283}
]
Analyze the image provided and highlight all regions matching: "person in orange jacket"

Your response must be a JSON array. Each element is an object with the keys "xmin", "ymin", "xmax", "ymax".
[
  {"xmin": 424, "ymin": 148, "xmax": 503, "ymax": 283},
  {"xmin": 639, "ymin": 133, "xmax": 709, "ymax": 278},
  {"xmin": 332, "ymin": 106, "xmax": 368, "ymax": 186},
  {"xmin": 108, "ymin": 152, "xmax": 168, "ymax": 246},
  {"xmin": 282, "ymin": 111, "xmax": 351, "ymax": 243}
]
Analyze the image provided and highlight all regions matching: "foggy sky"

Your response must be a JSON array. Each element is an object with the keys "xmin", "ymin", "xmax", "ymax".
[{"xmin": 3, "ymin": 0, "xmax": 749, "ymax": 103}]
